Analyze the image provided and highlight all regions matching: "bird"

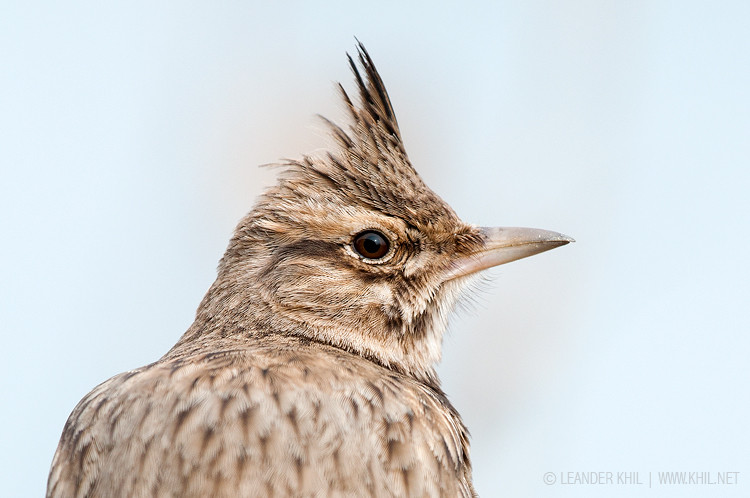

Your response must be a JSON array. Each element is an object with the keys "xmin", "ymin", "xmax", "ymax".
[{"xmin": 47, "ymin": 43, "xmax": 572, "ymax": 498}]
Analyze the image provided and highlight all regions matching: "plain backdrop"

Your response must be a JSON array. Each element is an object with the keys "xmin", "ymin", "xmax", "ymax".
[{"xmin": 2, "ymin": 2, "xmax": 748, "ymax": 497}]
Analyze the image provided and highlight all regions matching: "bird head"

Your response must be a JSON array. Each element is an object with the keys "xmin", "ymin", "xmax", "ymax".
[{"xmin": 192, "ymin": 44, "xmax": 572, "ymax": 384}]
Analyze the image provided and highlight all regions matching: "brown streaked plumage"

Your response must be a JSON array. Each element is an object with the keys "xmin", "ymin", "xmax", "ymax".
[{"xmin": 47, "ymin": 43, "xmax": 572, "ymax": 498}]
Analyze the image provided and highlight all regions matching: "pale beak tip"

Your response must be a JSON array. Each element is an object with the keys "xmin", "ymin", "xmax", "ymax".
[{"xmin": 540, "ymin": 232, "xmax": 574, "ymax": 249}]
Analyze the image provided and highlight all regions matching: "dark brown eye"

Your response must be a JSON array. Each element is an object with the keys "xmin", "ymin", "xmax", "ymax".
[{"xmin": 353, "ymin": 230, "xmax": 390, "ymax": 260}]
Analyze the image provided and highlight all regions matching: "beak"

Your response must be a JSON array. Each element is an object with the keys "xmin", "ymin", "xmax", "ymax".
[{"xmin": 445, "ymin": 227, "xmax": 574, "ymax": 281}]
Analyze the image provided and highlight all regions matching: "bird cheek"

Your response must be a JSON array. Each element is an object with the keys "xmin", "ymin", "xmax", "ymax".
[
  {"xmin": 366, "ymin": 281, "xmax": 394, "ymax": 304},
  {"xmin": 401, "ymin": 250, "xmax": 434, "ymax": 278}
]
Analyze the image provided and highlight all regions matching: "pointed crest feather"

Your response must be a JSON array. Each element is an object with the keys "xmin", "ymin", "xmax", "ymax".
[{"xmin": 265, "ymin": 42, "xmax": 456, "ymax": 226}]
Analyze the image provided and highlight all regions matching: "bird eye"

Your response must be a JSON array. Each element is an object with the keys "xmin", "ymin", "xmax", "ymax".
[{"xmin": 352, "ymin": 230, "xmax": 390, "ymax": 260}]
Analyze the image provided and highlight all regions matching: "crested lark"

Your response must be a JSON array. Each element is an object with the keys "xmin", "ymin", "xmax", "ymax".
[{"xmin": 47, "ymin": 43, "xmax": 572, "ymax": 497}]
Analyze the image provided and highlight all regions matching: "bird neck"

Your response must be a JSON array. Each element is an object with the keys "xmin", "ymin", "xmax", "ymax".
[{"xmin": 165, "ymin": 274, "xmax": 445, "ymax": 387}]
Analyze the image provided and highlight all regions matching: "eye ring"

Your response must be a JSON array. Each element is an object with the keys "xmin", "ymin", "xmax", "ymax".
[{"xmin": 352, "ymin": 230, "xmax": 390, "ymax": 260}]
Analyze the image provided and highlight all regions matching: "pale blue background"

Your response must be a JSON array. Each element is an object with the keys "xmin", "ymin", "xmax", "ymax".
[{"xmin": 2, "ymin": 2, "xmax": 748, "ymax": 497}]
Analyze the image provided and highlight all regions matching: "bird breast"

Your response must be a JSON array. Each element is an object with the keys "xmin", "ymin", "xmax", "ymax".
[{"xmin": 48, "ymin": 335, "xmax": 474, "ymax": 497}]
